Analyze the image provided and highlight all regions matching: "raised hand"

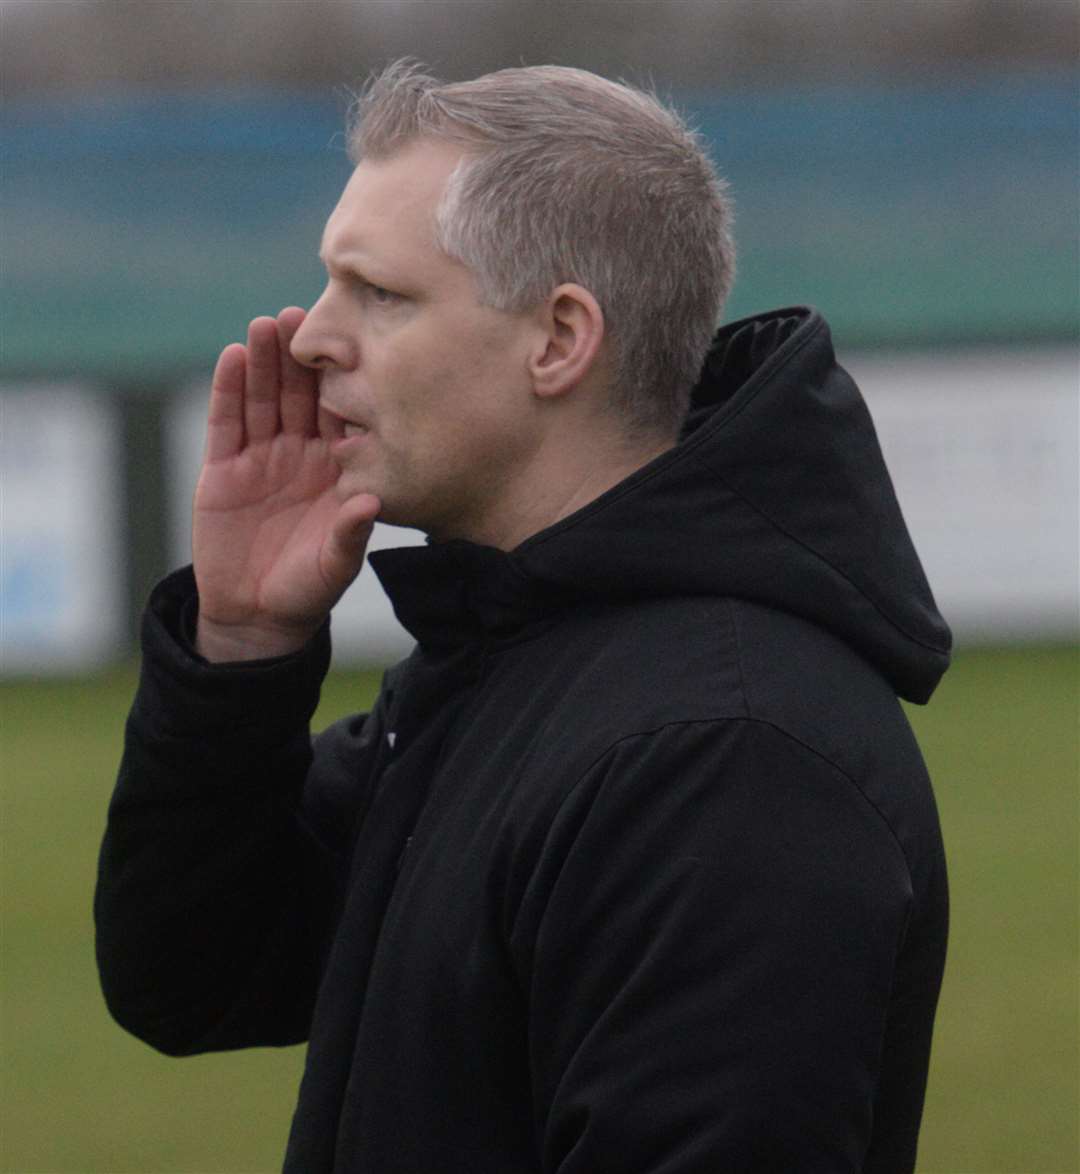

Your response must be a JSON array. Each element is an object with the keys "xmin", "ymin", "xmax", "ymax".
[{"xmin": 192, "ymin": 307, "xmax": 380, "ymax": 662}]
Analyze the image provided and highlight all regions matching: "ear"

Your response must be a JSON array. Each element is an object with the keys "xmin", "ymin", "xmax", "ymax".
[{"xmin": 528, "ymin": 283, "xmax": 606, "ymax": 400}]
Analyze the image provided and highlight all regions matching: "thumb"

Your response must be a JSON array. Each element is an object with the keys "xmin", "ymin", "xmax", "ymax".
[{"xmin": 320, "ymin": 493, "xmax": 381, "ymax": 595}]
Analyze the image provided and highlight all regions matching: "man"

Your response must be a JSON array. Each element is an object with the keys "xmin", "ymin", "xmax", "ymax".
[{"xmin": 95, "ymin": 61, "xmax": 950, "ymax": 1173}]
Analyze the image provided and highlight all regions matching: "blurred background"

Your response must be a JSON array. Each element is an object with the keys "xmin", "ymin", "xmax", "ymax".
[{"xmin": 2, "ymin": 1, "xmax": 1077, "ymax": 1171}]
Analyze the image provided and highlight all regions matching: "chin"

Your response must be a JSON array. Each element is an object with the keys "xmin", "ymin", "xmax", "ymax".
[
  {"xmin": 377, "ymin": 514, "xmax": 427, "ymax": 534},
  {"xmin": 374, "ymin": 482, "xmax": 467, "ymax": 542},
  {"xmin": 370, "ymin": 496, "xmax": 430, "ymax": 535}
]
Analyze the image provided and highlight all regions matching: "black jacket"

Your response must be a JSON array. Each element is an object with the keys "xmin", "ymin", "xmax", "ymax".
[{"xmin": 96, "ymin": 307, "xmax": 950, "ymax": 1173}]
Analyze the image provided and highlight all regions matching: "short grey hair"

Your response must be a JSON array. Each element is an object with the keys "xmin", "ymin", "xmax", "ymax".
[{"xmin": 347, "ymin": 60, "xmax": 735, "ymax": 437}]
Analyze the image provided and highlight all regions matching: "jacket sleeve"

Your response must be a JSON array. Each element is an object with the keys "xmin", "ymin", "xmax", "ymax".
[
  {"xmin": 94, "ymin": 567, "xmax": 389, "ymax": 1057},
  {"xmin": 515, "ymin": 718, "xmax": 914, "ymax": 1174}
]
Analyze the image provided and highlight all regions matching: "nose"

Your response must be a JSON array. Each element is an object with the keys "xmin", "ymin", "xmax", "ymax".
[{"xmin": 290, "ymin": 288, "xmax": 356, "ymax": 370}]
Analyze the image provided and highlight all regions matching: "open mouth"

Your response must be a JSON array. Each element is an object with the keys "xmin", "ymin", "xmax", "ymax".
[{"xmin": 319, "ymin": 399, "xmax": 371, "ymax": 442}]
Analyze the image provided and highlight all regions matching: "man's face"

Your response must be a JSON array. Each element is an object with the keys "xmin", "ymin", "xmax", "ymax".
[{"xmin": 291, "ymin": 139, "xmax": 542, "ymax": 542}]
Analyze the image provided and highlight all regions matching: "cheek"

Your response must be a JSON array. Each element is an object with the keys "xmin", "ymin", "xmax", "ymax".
[{"xmin": 378, "ymin": 310, "xmax": 530, "ymax": 441}]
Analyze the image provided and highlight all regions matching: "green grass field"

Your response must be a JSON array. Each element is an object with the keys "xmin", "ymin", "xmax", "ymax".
[{"xmin": 2, "ymin": 644, "xmax": 1077, "ymax": 1173}]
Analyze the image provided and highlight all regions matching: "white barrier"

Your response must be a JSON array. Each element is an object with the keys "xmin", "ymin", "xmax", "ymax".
[
  {"xmin": 850, "ymin": 348, "xmax": 1078, "ymax": 643},
  {"xmin": 2, "ymin": 346, "xmax": 1076, "ymax": 672},
  {"xmin": 1, "ymin": 387, "xmax": 125, "ymax": 672}
]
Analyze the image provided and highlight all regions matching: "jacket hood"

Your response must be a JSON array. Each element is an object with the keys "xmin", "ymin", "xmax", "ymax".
[{"xmin": 371, "ymin": 307, "xmax": 951, "ymax": 703}]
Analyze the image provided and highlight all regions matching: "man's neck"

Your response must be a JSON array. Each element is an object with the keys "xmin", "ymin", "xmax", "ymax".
[{"xmin": 442, "ymin": 431, "xmax": 676, "ymax": 552}]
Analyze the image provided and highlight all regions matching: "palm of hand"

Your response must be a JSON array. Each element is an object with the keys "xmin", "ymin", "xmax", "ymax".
[
  {"xmin": 194, "ymin": 430, "xmax": 349, "ymax": 631},
  {"xmin": 191, "ymin": 310, "xmax": 380, "ymax": 659}
]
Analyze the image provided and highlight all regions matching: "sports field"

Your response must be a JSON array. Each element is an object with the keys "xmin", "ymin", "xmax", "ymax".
[{"xmin": 2, "ymin": 644, "xmax": 1076, "ymax": 1172}]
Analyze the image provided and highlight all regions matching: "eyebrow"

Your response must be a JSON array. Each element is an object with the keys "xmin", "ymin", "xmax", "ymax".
[
  {"xmin": 318, "ymin": 243, "xmax": 361, "ymax": 274},
  {"xmin": 318, "ymin": 235, "xmax": 376, "ymax": 273}
]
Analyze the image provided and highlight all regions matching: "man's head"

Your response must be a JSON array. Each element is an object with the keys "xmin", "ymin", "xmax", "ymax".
[
  {"xmin": 292, "ymin": 61, "xmax": 735, "ymax": 547},
  {"xmin": 349, "ymin": 60, "xmax": 735, "ymax": 438}
]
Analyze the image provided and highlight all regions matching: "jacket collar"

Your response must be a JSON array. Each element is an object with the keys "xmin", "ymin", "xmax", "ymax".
[{"xmin": 368, "ymin": 541, "xmax": 567, "ymax": 651}]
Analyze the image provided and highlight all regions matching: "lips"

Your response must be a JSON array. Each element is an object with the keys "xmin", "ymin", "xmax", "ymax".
[
  {"xmin": 319, "ymin": 398, "xmax": 371, "ymax": 440},
  {"xmin": 327, "ymin": 412, "xmax": 373, "ymax": 464}
]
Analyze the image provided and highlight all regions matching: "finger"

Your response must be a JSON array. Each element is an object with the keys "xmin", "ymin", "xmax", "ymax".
[
  {"xmin": 244, "ymin": 316, "xmax": 282, "ymax": 443},
  {"xmin": 320, "ymin": 494, "xmax": 382, "ymax": 595},
  {"xmin": 205, "ymin": 343, "xmax": 247, "ymax": 461},
  {"xmin": 276, "ymin": 307, "xmax": 319, "ymax": 436}
]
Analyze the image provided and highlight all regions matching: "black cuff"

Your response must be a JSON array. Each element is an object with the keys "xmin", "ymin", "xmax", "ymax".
[{"xmin": 135, "ymin": 565, "xmax": 332, "ymax": 739}]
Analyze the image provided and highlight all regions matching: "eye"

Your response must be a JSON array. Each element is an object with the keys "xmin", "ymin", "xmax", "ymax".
[
  {"xmin": 336, "ymin": 269, "xmax": 401, "ymax": 306},
  {"xmin": 368, "ymin": 283, "xmax": 398, "ymax": 305},
  {"xmin": 350, "ymin": 275, "xmax": 400, "ymax": 305}
]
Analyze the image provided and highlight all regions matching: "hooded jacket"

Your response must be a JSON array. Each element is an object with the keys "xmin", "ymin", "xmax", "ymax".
[{"xmin": 96, "ymin": 307, "xmax": 950, "ymax": 1173}]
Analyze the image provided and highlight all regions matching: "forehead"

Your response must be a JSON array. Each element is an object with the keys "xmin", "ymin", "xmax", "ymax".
[{"xmin": 320, "ymin": 139, "xmax": 466, "ymax": 264}]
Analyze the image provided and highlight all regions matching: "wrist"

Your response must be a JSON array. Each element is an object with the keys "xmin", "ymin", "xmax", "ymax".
[{"xmin": 194, "ymin": 615, "xmax": 318, "ymax": 664}]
